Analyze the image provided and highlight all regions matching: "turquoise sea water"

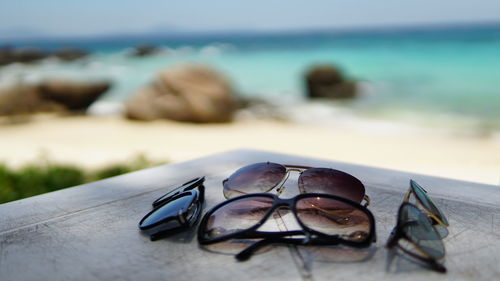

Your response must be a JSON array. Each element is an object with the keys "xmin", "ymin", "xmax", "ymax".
[{"xmin": 2, "ymin": 24, "xmax": 500, "ymax": 131}]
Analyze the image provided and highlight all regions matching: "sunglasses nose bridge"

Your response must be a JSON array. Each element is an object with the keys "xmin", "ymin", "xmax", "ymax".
[
  {"xmin": 276, "ymin": 168, "xmax": 304, "ymax": 195},
  {"xmin": 273, "ymin": 170, "xmax": 294, "ymax": 196},
  {"xmin": 273, "ymin": 197, "xmax": 292, "ymax": 206},
  {"xmin": 178, "ymin": 209, "xmax": 187, "ymax": 224}
]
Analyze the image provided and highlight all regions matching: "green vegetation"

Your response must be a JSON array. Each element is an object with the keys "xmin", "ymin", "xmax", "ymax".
[{"xmin": 0, "ymin": 155, "xmax": 164, "ymax": 204}]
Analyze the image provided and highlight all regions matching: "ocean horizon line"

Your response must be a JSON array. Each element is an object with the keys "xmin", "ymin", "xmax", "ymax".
[{"xmin": 3, "ymin": 20, "xmax": 500, "ymax": 46}]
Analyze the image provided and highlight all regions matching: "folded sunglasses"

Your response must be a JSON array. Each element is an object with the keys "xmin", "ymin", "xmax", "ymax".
[
  {"xmin": 404, "ymin": 180, "xmax": 449, "ymax": 237},
  {"xmin": 386, "ymin": 180, "xmax": 449, "ymax": 273},
  {"xmin": 139, "ymin": 177, "xmax": 205, "ymax": 240}
]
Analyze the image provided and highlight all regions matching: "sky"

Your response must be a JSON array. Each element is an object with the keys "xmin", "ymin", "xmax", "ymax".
[{"xmin": 1, "ymin": 0, "xmax": 500, "ymax": 38}]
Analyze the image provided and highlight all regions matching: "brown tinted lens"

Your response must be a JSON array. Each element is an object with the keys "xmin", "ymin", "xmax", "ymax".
[
  {"xmin": 201, "ymin": 239, "xmax": 273, "ymax": 256},
  {"xmin": 223, "ymin": 162, "xmax": 286, "ymax": 198},
  {"xmin": 295, "ymin": 196, "xmax": 371, "ymax": 241},
  {"xmin": 298, "ymin": 168, "xmax": 365, "ymax": 203},
  {"xmin": 202, "ymin": 196, "xmax": 274, "ymax": 240}
]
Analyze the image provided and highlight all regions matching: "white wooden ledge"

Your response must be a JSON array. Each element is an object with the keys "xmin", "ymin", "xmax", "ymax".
[{"xmin": 0, "ymin": 149, "xmax": 498, "ymax": 281}]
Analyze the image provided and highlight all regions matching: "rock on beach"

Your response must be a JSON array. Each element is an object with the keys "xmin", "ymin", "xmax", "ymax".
[
  {"xmin": 0, "ymin": 46, "xmax": 48, "ymax": 65},
  {"xmin": 38, "ymin": 80, "xmax": 111, "ymax": 111},
  {"xmin": 130, "ymin": 45, "xmax": 161, "ymax": 57},
  {"xmin": 0, "ymin": 46, "xmax": 88, "ymax": 65},
  {"xmin": 126, "ymin": 64, "xmax": 238, "ymax": 123},
  {"xmin": 305, "ymin": 65, "xmax": 357, "ymax": 99},
  {"xmin": 52, "ymin": 47, "xmax": 89, "ymax": 61},
  {"xmin": 0, "ymin": 80, "xmax": 111, "ymax": 115}
]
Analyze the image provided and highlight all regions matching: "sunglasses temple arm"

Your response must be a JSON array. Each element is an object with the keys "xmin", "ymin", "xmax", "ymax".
[
  {"xmin": 153, "ymin": 177, "xmax": 205, "ymax": 207},
  {"xmin": 403, "ymin": 188, "xmax": 412, "ymax": 202},
  {"xmin": 385, "ymin": 226, "xmax": 400, "ymax": 248},
  {"xmin": 235, "ymin": 239, "xmax": 270, "ymax": 261},
  {"xmin": 363, "ymin": 195, "xmax": 371, "ymax": 207},
  {"xmin": 235, "ymin": 237, "xmax": 308, "ymax": 261},
  {"xmin": 198, "ymin": 184, "xmax": 205, "ymax": 204},
  {"xmin": 397, "ymin": 241, "xmax": 447, "ymax": 273},
  {"xmin": 430, "ymin": 261, "xmax": 447, "ymax": 273},
  {"xmin": 152, "ymin": 185, "xmax": 186, "ymax": 207}
]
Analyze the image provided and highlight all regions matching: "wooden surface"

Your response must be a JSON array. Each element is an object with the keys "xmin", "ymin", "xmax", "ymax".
[{"xmin": 0, "ymin": 149, "xmax": 498, "ymax": 281}]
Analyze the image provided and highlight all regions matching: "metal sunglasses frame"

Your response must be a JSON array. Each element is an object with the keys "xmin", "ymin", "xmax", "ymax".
[
  {"xmin": 223, "ymin": 163, "xmax": 370, "ymax": 207},
  {"xmin": 403, "ymin": 180, "xmax": 449, "ymax": 228}
]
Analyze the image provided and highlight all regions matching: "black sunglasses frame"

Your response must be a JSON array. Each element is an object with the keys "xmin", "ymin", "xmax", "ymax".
[
  {"xmin": 152, "ymin": 177, "xmax": 205, "ymax": 208},
  {"xmin": 139, "ymin": 177, "xmax": 205, "ymax": 240},
  {"xmin": 386, "ymin": 202, "xmax": 446, "ymax": 273},
  {"xmin": 222, "ymin": 162, "xmax": 370, "ymax": 207},
  {"xmin": 198, "ymin": 192, "xmax": 376, "ymax": 261}
]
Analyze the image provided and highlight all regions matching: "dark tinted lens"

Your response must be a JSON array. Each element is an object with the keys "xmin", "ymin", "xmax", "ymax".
[
  {"xmin": 399, "ymin": 204, "xmax": 445, "ymax": 260},
  {"xmin": 295, "ymin": 196, "xmax": 371, "ymax": 241},
  {"xmin": 432, "ymin": 224, "xmax": 449, "ymax": 239},
  {"xmin": 410, "ymin": 180, "xmax": 448, "ymax": 226},
  {"xmin": 140, "ymin": 193, "xmax": 194, "ymax": 229},
  {"xmin": 298, "ymin": 168, "xmax": 365, "ymax": 203},
  {"xmin": 202, "ymin": 195, "xmax": 275, "ymax": 239},
  {"xmin": 223, "ymin": 162, "xmax": 286, "ymax": 198}
]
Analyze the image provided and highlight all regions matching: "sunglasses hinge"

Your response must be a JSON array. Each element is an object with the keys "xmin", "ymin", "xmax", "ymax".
[{"xmin": 178, "ymin": 209, "xmax": 186, "ymax": 224}]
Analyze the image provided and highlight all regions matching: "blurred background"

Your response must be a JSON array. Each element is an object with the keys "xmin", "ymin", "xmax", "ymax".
[{"xmin": 1, "ymin": 0, "xmax": 499, "ymax": 203}]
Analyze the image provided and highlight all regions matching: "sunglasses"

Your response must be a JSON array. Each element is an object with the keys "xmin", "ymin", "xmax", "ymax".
[
  {"xmin": 404, "ymin": 180, "xmax": 449, "ymax": 237},
  {"xmin": 139, "ymin": 177, "xmax": 205, "ymax": 240},
  {"xmin": 386, "ymin": 180, "xmax": 449, "ymax": 273},
  {"xmin": 387, "ymin": 203, "xmax": 446, "ymax": 273},
  {"xmin": 198, "ymin": 193, "xmax": 376, "ymax": 261},
  {"xmin": 223, "ymin": 162, "xmax": 370, "ymax": 206}
]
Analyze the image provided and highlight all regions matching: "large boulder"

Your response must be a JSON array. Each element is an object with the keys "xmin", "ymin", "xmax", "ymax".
[
  {"xmin": 38, "ymin": 80, "xmax": 111, "ymax": 111},
  {"xmin": 126, "ymin": 64, "xmax": 238, "ymax": 123},
  {"xmin": 0, "ymin": 85, "xmax": 62, "ymax": 116},
  {"xmin": 0, "ymin": 46, "xmax": 48, "ymax": 65},
  {"xmin": 0, "ymin": 46, "xmax": 14, "ymax": 65},
  {"xmin": 130, "ymin": 45, "xmax": 161, "ymax": 57},
  {"xmin": 52, "ymin": 47, "xmax": 88, "ymax": 61},
  {"xmin": 0, "ymin": 46, "xmax": 88, "ymax": 65},
  {"xmin": 305, "ymin": 65, "xmax": 357, "ymax": 99},
  {"xmin": 0, "ymin": 80, "xmax": 110, "ymax": 116},
  {"xmin": 12, "ymin": 47, "xmax": 47, "ymax": 64}
]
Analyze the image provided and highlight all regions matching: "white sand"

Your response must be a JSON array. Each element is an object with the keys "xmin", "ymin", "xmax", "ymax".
[{"xmin": 0, "ymin": 114, "xmax": 498, "ymax": 185}]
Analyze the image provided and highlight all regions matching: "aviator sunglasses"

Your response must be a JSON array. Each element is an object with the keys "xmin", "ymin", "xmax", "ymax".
[
  {"xmin": 404, "ymin": 180, "xmax": 449, "ymax": 237},
  {"xmin": 139, "ymin": 177, "xmax": 205, "ymax": 240},
  {"xmin": 198, "ymin": 192, "xmax": 376, "ymax": 261},
  {"xmin": 386, "ymin": 180, "xmax": 449, "ymax": 273},
  {"xmin": 223, "ymin": 162, "xmax": 370, "ymax": 206}
]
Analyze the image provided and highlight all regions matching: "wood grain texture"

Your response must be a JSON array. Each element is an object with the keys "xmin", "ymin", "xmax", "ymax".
[{"xmin": 0, "ymin": 149, "xmax": 499, "ymax": 281}]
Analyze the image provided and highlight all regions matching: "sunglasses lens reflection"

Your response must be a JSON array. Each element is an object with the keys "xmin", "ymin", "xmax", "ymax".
[
  {"xmin": 140, "ymin": 193, "xmax": 194, "ymax": 229},
  {"xmin": 296, "ymin": 196, "xmax": 371, "ymax": 241},
  {"xmin": 224, "ymin": 162, "xmax": 286, "ymax": 198},
  {"xmin": 298, "ymin": 168, "xmax": 365, "ymax": 203},
  {"xmin": 399, "ymin": 204, "xmax": 445, "ymax": 260},
  {"xmin": 202, "ymin": 195, "xmax": 275, "ymax": 240}
]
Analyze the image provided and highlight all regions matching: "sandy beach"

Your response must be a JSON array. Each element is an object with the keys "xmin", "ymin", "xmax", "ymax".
[{"xmin": 0, "ymin": 114, "xmax": 498, "ymax": 186}]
